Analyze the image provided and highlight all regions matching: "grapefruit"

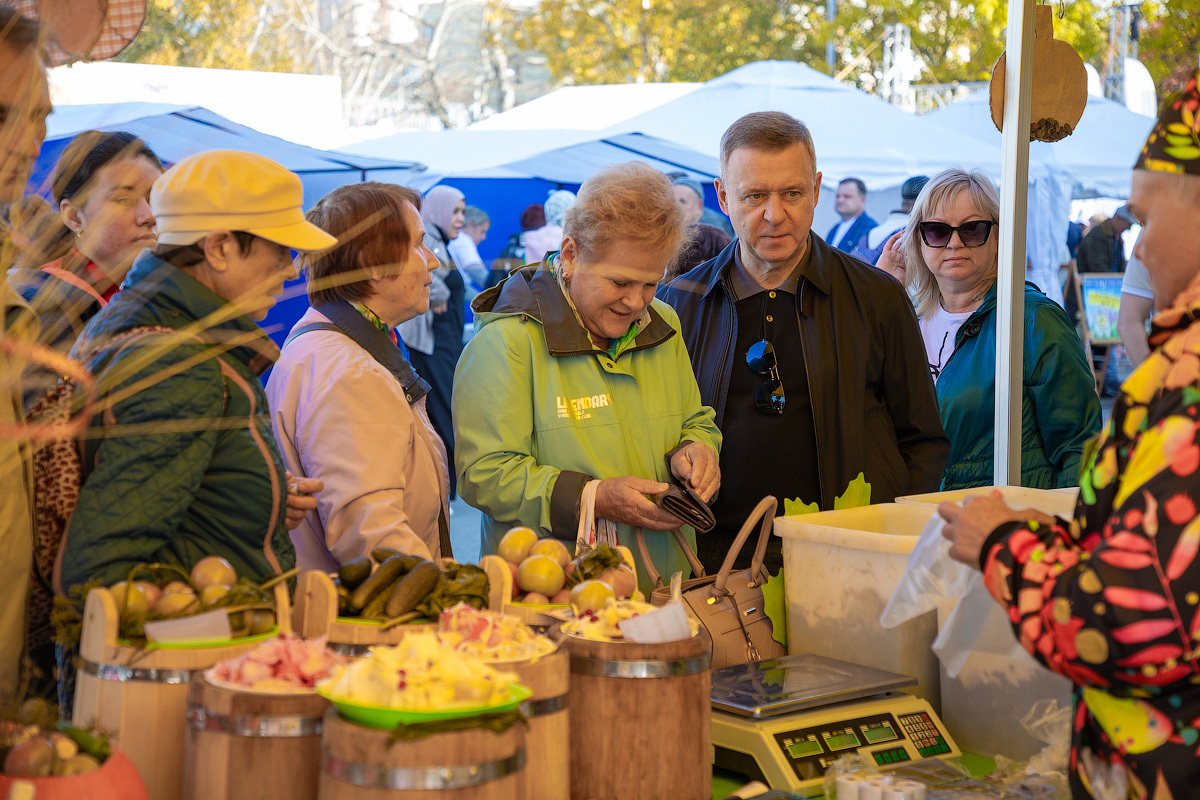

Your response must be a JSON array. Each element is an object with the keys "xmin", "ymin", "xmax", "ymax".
[
  {"xmin": 569, "ymin": 580, "xmax": 616, "ymax": 615},
  {"xmin": 516, "ymin": 554, "xmax": 566, "ymax": 596},
  {"xmin": 497, "ymin": 527, "xmax": 539, "ymax": 565}
]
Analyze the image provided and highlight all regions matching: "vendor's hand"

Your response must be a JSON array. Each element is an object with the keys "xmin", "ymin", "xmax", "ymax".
[
  {"xmin": 876, "ymin": 230, "xmax": 907, "ymax": 284},
  {"xmin": 285, "ymin": 472, "xmax": 322, "ymax": 530},
  {"xmin": 595, "ymin": 475, "xmax": 685, "ymax": 531},
  {"xmin": 669, "ymin": 441, "xmax": 720, "ymax": 502},
  {"xmin": 938, "ymin": 491, "xmax": 1056, "ymax": 568}
]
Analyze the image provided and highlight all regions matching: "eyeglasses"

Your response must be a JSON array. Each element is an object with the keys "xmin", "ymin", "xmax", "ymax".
[
  {"xmin": 746, "ymin": 339, "xmax": 786, "ymax": 415},
  {"xmin": 918, "ymin": 220, "xmax": 995, "ymax": 248}
]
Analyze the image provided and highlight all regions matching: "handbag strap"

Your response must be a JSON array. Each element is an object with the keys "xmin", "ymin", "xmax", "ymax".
[
  {"xmin": 712, "ymin": 496, "xmax": 778, "ymax": 596},
  {"xmin": 312, "ymin": 301, "xmax": 431, "ymax": 405},
  {"xmin": 633, "ymin": 527, "xmax": 707, "ymax": 589}
]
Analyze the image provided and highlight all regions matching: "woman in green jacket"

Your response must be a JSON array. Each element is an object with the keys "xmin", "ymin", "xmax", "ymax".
[
  {"xmin": 879, "ymin": 168, "xmax": 1101, "ymax": 489},
  {"xmin": 453, "ymin": 163, "xmax": 722, "ymax": 593}
]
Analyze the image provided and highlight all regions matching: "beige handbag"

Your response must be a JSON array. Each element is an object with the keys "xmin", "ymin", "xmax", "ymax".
[{"xmin": 635, "ymin": 496, "xmax": 785, "ymax": 669}]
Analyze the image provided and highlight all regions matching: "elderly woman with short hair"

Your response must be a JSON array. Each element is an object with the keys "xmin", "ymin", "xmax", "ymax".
[
  {"xmin": 453, "ymin": 163, "xmax": 721, "ymax": 591},
  {"xmin": 879, "ymin": 168, "xmax": 1100, "ymax": 489},
  {"xmin": 266, "ymin": 182, "xmax": 451, "ymax": 570}
]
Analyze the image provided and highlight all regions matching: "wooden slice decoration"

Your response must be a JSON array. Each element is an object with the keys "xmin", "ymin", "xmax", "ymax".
[
  {"xmin": 990, "ymin": 4, "xmax": 1087, "ymax": 142},
  {"xmin": 4, "ymin": 0, "xmax": 147, "ymax": 65}
]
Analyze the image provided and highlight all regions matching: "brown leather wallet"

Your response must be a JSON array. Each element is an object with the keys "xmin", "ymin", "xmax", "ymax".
[{"xmin": 656, "ymin": 480, "xmax": 716, "ymax": 533}]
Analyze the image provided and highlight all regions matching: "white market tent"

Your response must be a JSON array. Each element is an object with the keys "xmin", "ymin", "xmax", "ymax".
[
  {"xmin": 925, "ymin": 89, "xmax": 1156, "ymax": 200},
  {"xmin": 338, "ymin": 129, "xmax": 722, "ymax": 270},
  {"xmin": 468, "ymin": 82, "xmax": 703, "ymax": 132}
]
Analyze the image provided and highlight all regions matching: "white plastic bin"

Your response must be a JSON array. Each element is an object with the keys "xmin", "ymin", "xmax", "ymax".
[
  {"xmin": 896, "ymin": 486, "xmax": 1079, "ymax": 517},
  {"xmin": 896, "ymin": 486, "xmax": 1074, "ymax": 760},
  {"xmin": 775, "ymin": 504, "xmax": 941, "ymax": 711}
]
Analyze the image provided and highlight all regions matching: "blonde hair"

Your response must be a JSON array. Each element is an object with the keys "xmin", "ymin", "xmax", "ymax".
[
  {"xmin": 904, "ymin": 168, "xmax": 1001, "ymax": 318},
  {"xmin": 563, "ymin": 162, "xmax": 688, "ymax": 265}
]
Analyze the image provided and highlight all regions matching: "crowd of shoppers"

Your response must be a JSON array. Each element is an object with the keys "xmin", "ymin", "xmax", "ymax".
[{"xmin": 6, "ymin": 9, "xmax": 1200, "ymax": 793}]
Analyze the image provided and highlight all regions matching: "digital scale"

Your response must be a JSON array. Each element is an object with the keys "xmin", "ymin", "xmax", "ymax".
[{"xmin": 711, "ymin": 654, "xmax": 960, "ymax": 797}]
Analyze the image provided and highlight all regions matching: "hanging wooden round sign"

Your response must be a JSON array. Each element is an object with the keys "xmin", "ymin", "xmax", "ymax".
[{"xmin": 990, "ymin": 4, "xmax": 1087, "ymax": 142}]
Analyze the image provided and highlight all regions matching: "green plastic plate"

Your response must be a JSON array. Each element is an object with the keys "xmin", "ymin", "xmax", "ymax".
[
  {"xmin": 318, "ymin": 682, "xmax": 532, "ymax": 729},
  {"xmin": 508, "ymin": 601, "xmax": 568, "ymax": 609},
  {"xmin": 127, "ymin": 626, "xmax": 281, "ymax": 650},
  {"xmin": 335, "ymin": 617, "xmax": 432, "ymax": 626}
]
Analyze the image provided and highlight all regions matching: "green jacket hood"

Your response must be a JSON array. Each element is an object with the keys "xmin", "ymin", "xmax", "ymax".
[{"xmin": 472, "ymin": 263, "xmax": 676, "ymax": 357}]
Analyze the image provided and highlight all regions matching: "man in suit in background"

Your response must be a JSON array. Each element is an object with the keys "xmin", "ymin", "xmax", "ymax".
[{"xmin": 825, "ymin": 177, "xmax": 877, "ymax": 253}]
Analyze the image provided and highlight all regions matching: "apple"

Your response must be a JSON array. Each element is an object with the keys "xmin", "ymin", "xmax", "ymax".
[
  {"xmin": 549, "ymin": 588, "xmax": 571, "ymax": 604},
  {"xmin": 597, "ymin": 565, "xmax": 637, "ymax": 599},
  {"xmin": 199, "ymin": 584, "xmax": 230, "ymax": 606},
  {"xmin": 529, "ymin": 538, "xmax": 571, "ymax": 568},
  {"xmin": 3, "ymin": 738, "xmax": 56, "ymax": 777},
  {"xmin": 565, "ymin": 558, "xmax": 578, "ymax": 579},
  {"xmin": 191, "ymin": 555, "xmax": 237, "ymax": 590},
  {"xmin": 155, "ymin": 592, "xmax": 198, "ymax": 616},
  {"xmin": 55, "ymin": 753, "xmax": 100, "ymax": 776},
  {"xmin": 109, "ymin": 581, "xmax": 149, "ymax": 617},
  {"xmin": 497, "ymin": 527, "xmax": 538, "ymax": 565},
  {"xmin": 162, "ymin": 580, "xmax": 195, "ymax": 596},
  {"xmin": 506, "ymin": 559, "xmax": 519, "ymax": 587},
  {"xmin": 516, "ymin": 554, "xmax": 566, "ymax": 597},
  {"xmin": 248, "ymin": 609, "xmax": 276, "ymax": 635},
  {"xmin": 135, "ymin": 580, "xmax": 162, "ymax": 608},
  {"xmin": 521, "ymin": 592, "xmax": 550, "ymax": 604},
  {"xmin": 47, "ymin": 732, "xmax": 77, "ymax": 761},
  {"xmin": 569, "ymin": 580, "xmax": 616, "ymax": 615}
]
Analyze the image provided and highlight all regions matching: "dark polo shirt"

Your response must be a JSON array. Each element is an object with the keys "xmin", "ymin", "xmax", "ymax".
[{"xmin": 702, "ymin": 245, "xmax": 820, "ymax": 575}]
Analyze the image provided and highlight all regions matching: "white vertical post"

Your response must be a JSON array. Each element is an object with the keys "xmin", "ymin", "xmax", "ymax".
[{"xmin": 995, "ymin": 0, "xmax": 1036, "ymax": 486}]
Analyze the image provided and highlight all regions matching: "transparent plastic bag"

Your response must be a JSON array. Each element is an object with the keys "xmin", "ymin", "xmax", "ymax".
[{"xmin": 879, "ymin": 514, "xmax": 972, "ymax": 630}]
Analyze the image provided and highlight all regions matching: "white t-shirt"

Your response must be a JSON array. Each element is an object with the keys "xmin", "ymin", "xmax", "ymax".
[
  {"xmin": 830, "ymin": 214, "xmax": 859, "ymax": 248},
  {"xmin": 920, "ymin": 303, "xmax": 974, "ymax": 383},
  {"xmin": 1121, "ymin": 254, "xmax": 1153, "ymax": 300}
]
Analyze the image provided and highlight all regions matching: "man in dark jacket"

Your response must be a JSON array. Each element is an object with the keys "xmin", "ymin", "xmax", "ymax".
[
  {"xmin": 658, "ymin": 111, "xmax": 948, "ymax": 574},
  {"xmin": 60, "ymin": 150, "xmax": 337, "ymax": 591}
]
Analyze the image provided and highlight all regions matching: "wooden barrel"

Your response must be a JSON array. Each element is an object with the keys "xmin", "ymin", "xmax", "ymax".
[
  {"xmin": 293, "ymin": 571, "xmax": 435, "ymax": 657},
  {"xmin": 563, "ymin": 627, "xmax": 712, "ymax": 800},
  {"xmin": 501, "ymin": 649, "xmax": 568, "ymax": 800},
  {"xmin": 182, "ymin": 673, "xmax": 330, "ymax": 800},
  {"xmin": 72, "ymin": 587, "xmax": 277, "ymax": 800},
  {"xmin": 318, "ymin": 709, "xmax": 526, "ymax": 799}
]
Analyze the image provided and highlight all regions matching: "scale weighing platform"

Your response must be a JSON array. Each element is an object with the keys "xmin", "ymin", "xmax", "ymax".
[{"xmin": 711, "ymin": 653, "xmax": 960, "ymax": 796}]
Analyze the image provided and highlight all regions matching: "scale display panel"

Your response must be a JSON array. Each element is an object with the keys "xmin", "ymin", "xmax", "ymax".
[{"xmin": 710, "ymin": 655, "xmax": 959, "ymax": 796}]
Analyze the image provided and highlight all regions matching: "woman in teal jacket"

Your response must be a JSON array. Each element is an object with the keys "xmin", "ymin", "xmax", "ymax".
[
  {"xmin": 453, "ymin": 163, "xmax": 721, "ymax": 593},
  {"xmin": 880, "ymin": 168, "xmax": 1101, "ymax": 489}
]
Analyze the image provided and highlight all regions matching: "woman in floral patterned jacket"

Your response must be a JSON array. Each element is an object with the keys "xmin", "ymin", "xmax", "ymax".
[{"xmin": 940, "ymin": 68, "xmax": 1200, "ymax": 800}]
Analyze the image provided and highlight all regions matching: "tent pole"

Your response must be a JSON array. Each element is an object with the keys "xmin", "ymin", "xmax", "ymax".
[{"xmin": 995, "ymin": 0, "xmax": 1035, "ymax": 486}]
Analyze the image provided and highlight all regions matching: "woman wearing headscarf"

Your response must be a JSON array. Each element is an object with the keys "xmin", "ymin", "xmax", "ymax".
[
  {"xmin": 523, "ymin": 189, "xmax": 576, "ymax": 266},
  {"xmin": 398, "ymin": 185, "xmax": 467, "ymax": 498}
]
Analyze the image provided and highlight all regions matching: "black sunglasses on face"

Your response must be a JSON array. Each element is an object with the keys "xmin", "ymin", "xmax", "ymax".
[
  {"xmin": 746, "ymin": 339, "xmax": 786, "ymax": 415},
  {"xmin": 919, "ymin": 219, "xmax": 995, "ymax": 248}
]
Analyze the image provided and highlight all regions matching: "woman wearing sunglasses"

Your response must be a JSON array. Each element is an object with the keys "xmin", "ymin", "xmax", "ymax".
[
  {"xmin": 453, "ymin": 163, "xmax": 721, "ymax": 594},
  {"xmin": 879, "ymin": 168, "xmax": 1100, "ymax": 490}
]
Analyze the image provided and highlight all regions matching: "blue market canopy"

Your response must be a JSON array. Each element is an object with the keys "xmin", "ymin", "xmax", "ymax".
[{"xmin": 32, "ymin": 103, "xmax": 432, "ymax": 205}]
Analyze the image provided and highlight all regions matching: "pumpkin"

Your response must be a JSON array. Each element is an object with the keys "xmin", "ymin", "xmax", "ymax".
[
  {"xmin": 0, "ymin": 750, "xmax": 148, "ymax": 800},
  {"xmin": 990, "ymin": 4, "xmax": 1087, "ymax": 142}
]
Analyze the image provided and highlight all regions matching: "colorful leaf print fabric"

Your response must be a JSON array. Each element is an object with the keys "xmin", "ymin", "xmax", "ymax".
[{"xmin": 981, "ymin": 274, "xmax": 1200, "ymax": 800}]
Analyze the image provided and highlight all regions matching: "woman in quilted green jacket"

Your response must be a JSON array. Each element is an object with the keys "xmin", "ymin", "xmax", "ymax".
[{"xmin": 59, "ymin": 150, "xmax": 335, "ymax": 592}]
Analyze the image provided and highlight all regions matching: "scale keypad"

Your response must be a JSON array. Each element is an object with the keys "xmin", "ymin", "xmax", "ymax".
[{"xmin": 898, "ymin": 712, "xmax": 950, "ymax": 757}]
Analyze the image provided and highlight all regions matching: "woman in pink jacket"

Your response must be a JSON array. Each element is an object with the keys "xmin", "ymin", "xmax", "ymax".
[{"xmin": 266, "ymin": 182, "xmax": 452, "ymax": 571}]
